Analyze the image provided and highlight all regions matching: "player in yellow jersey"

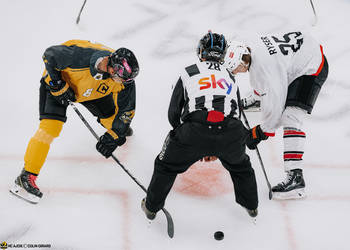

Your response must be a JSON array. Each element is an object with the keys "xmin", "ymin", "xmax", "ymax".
[{"xmin": 10, "ymin": 40, "xmax": 139, "ymax": 204}]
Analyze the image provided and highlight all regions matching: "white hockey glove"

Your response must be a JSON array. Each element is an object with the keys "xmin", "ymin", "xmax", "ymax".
[{"xmin": 241, "ymin": 93, "xmax": 261, "ymax": 112}]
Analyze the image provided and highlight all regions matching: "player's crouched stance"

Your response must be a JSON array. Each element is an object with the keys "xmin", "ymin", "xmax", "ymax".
[
  {"xmin": 10, "ymin": 40, "xmax": 139, "ymax": 204},
  {"xmin": 223, "ymin": 31, "xmax": 328, "ymax": 199},
  {"xmin": 141, "ymin": 32, "xmax": 258, "ymax": 220}
]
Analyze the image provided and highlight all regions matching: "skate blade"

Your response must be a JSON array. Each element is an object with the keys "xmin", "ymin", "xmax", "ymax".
[
  {"xmin": 9, "ymin": 184, "xmax": 41, "ymax": 204},
  {"xmin": 251, "ymin": 217, "xmax": 257, "ymax": 225},
  {"xmin": 272, "ymin": 188, "xmax": 306, "ymax": 200}
]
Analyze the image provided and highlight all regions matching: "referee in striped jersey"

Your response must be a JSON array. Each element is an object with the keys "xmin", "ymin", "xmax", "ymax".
[{"xmin": 141, "ymin": 32, "xmax": 259, "ymax": 220}]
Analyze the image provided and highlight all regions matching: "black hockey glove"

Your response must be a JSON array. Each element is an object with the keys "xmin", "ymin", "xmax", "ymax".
[
  {"xmin": 246, "ymin": 125, "xmax": 269, "ymax": 150},
  {"xmin": 49, "ymin": 80, "xmax": 76, "ymax": 106},
  {"xmin": 96, "ymin": 132, "xmax": 126, "ymax": 158}
]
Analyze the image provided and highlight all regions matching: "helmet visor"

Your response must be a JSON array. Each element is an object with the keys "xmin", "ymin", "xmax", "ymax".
[{"xmin": 108, "ymin": 57, "xmax": 138, "ymax": 81}]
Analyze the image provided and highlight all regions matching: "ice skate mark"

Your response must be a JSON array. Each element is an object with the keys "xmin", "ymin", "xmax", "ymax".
[
  {"xmin": 328, "ymin": 48, "xmax": 350, "ymax": 64},
  {"xmin": 268, "ymin": 140, "xmax": 350, "ymax": 169},
  {"xmin": 48, "ymin": 188, "xmax": 131, "ymax": 250},
  {"xmin": 153, "ymin": 25, "xmax": 197, "ymax": 58},
  {"xmin": 0, "ymin": 224, "xmax": 31, "ymax": 242},
  {"xmin": 321, "ymin": 78, "xmax": 350, "ymax": 90},
  {"xmin": 173, "ymin": 161, "xmax": 233, "ymax": 197},
  {"xmin": 0, "ymin": 154, "xmax": 105, "ymax": 163},
  {"xmin": 0, "ymin": 152, "xmax": 129, "ymax": 164},
  {"xmin": 307, "ymin": 163, "xmax": 350, "ymax": 169},
  {"xmin": 311, "ymin": 105, "xmax": 350, "ymax": 121},
  {"xmin": 220, "ymin": 4, "xmax": 254, "ymax": 22},
  {"xmin": 237, "ymin": 12, "xmax": 289, "ymax": 33},
  {"xmin": 307, "ymin": 195, "xmax": 350, "ymax": 201},
  {"xmin": 46, "ymin": 246, "xmax": 75, "ymax": 250},
  {"xmin": 112, "ymin": 4, "xmax": 167, "ymax": 39}
]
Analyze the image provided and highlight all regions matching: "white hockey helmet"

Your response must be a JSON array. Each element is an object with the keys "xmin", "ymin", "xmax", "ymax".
[{"xmin": 223, "ymin": 40, "xmax": 250, "ymax": 72}]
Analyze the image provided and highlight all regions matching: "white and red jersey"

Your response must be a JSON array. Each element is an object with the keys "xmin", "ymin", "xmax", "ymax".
[{"xmin": 232, "ymin": 31, "xmax": 324, "ymax": 133}]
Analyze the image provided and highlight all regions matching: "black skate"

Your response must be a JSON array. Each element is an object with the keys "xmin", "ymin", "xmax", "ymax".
[
  {"xmin": 272, "ymin": 169, "xmax": 306, "ymax": 200},
  {"xmin": 245, "ymin": 208, "xmax": 258, "ymax": 218},
  {"xmin": 10, "ymin": 169, "xmax": 43, "ymax": 204},
  {"xmin": 141, "ymin": 198, "xmax": 156, "ymax": 220},
  {"xmin": 126, "ymin": 127, "xmax": 133, "ymax": 136}
]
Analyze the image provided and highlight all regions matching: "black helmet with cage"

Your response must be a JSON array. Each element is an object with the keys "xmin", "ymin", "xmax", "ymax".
[
  {"xmin": 108, "ymin": 48, "xmax": 139, "ymax": 81},
  {"xmin": 197, "ymin": 31, "xmax": 227, "ymax": 62}
]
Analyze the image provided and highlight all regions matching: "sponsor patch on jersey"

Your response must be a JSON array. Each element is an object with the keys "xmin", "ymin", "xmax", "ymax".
[
  {"xmin": 198, "ymin": 74, "xmax": 233, "ymax": 94},
  {"xmin": 97, "ymin": 83, "xmax": 109, "ymax": 94},
  {"xmin": 119, "ymin": 110, "xmax": 135, "ymax": 124}
]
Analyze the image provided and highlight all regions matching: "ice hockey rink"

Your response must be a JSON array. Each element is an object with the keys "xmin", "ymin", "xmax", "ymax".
[{"xmin": 1, "ymin": 0, "xmax": 349, "ymax": 249}]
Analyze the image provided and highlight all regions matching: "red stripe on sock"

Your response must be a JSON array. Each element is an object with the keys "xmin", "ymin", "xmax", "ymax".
[
  {"xmin": 284, "ymin": 153, "xmax": 303, "ymax": 160},
  {"xmin": 284, "ymin": 130, "xmax": 306, "ymax": 136}
]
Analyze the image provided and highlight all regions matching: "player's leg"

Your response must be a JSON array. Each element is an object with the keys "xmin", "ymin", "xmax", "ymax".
[
  {"xmin": 142, "ymin": 123, "xmax": 207, "ymax": 219},
  {"xmin": 10, "ymin": 79, "xmax": 67, "ymax": 204},
  {"xmin": 272, "ymin": 57, "xmax": 328, "ymax": 200},
  {"xmin": 220, "ymin": 154, "xmax": 258, "ymax": 217},
  {"xmin": 272, "ymin": 106, "xmax": 307, "ymax": 199},
  {"xmin": 218, "ymin": 120, "xmax": 258, "ymax": 217}
]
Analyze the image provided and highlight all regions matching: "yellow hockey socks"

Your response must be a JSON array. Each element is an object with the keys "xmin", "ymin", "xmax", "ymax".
[{"xmin": 24, "ymin": 119, "xmax": 64, "ymax": 175}]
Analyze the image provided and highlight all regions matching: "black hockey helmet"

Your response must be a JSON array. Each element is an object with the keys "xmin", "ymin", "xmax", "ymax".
[
  {"xmin": 108, "ymin": 48, "xmax": 139, "ymax": 81},
  {"xmin": 197, "ymin": 31, "xmax": 227, "ymax": 62}
]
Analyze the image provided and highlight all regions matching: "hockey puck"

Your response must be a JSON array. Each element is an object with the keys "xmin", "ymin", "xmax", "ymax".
[{"xmin": 214, "ymin": 231, "xmax": 224, "ymax": 240}]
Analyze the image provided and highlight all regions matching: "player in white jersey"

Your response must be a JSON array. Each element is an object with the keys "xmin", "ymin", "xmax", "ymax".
[
  {"xmin": 223, "ymin": 31, "xmax": 329, "ymax": 199},
  {"xmin": 141, "ymin": 32, "xmax": 259, "ymax": 221}
]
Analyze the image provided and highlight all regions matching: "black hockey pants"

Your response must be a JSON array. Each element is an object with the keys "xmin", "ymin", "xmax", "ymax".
[{"xmin": 146, "ymin": 118, "xmax": 259, "ymax": 212}]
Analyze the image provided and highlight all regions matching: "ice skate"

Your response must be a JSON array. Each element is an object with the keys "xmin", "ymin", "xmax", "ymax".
[
  {"xmin": 245, "ymin": 208, "xmax": 258, "ymax": 218},
  {"xmin": 126, "ymin": 127, "xmax": 133, "ymax": 136},
  {"xmin": 10, "ymin": 169, "xmax": 43, "ymax": 204},
  {"xmin": 141, "ymin": 198, "xmax": 156, "ymax": 220},
  {"xmin": 241, "ymin": 206, "xmax": 258, "ymax": 224},
  {"xmin": 272, "ymin": 169, "xmax": 306, "ymax": 200}
]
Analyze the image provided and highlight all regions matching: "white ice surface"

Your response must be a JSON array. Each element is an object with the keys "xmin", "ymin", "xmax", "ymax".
[{"xmin": 1, "ymin": 0, "xmax": 350, "ymax": 249}]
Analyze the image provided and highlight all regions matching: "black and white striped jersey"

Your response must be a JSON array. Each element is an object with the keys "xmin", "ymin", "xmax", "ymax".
[{"xmin": 168, "ymin": 60, "xmax": 240, "ymax": 128}]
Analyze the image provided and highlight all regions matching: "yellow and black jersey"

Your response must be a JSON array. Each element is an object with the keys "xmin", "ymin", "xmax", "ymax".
[
  {"xmin": 41, "ymin": 39, "xmax": 135, "ymax": 139},
  {"xmin": 42, "ymin": 39, "xmax": 124, "ymax": 103}
]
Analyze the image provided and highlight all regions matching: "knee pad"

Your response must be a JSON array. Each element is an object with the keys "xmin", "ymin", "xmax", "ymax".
[
  {"xmin": 34, "ymin": 119, "xmax": 64, "ymax": 144},
  {"xmin": 281, "ymin": 107, "xmax": 307, "ymax": 129}
]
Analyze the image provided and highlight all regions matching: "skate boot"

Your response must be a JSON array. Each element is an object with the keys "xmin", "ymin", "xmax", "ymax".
[
  {"xmin": 10, "ymin": 169, "xmax": 43, "ymax": 204},
  {"xmin": 272, "ymin": 169, "xmax": 306, "ymax": 200},
  {"xmin": 245, "ymin": 208, "xmax": 258, "ymax": 218},
  {"xmin": 126, "ymin": 127, "xmax": 133, "ymax": 136},
  {"xmin": 141, "ymin": 198, "xmax": 156, "ymax": 220}
]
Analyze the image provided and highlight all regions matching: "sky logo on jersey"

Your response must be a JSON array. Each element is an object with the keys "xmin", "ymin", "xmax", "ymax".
[{"xmin": 198, "ymin": 74, "xmax": 233, "ymax": 94}]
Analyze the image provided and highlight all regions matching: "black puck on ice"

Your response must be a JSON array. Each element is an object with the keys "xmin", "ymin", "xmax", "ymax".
[{"xmin": 214, "ymin": 231, "xmax": 224, "ymax": 240}]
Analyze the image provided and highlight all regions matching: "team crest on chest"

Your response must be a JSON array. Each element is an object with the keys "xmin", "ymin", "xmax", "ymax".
[{"xmin": 97, "ymin": 83, "xmax": 109, "ymax": 94}]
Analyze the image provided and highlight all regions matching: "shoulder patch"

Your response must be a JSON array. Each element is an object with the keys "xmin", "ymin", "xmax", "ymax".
[{"xmin": 185, "ymin": 64, "xmax": 200, "ymax": 77}]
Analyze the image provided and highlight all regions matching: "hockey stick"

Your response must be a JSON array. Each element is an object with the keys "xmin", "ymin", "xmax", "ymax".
[
  {"xmin": 76, "ymin": 0, "xmax": 87, "ymax": 24},
  {"xmin": 241, "ymin": 109, "xmax": 273, "ymax": 200},
  {"xmin": 69, "ymin": 102, "xmax": 174, "ymax": 238},
  {"xmin": 309, "ymin": 0, "xmax": 318, "ymax": 26}
]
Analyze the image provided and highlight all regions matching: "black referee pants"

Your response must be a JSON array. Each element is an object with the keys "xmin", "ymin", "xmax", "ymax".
[{"xmin": 146, "ymin": 119, "xmax": 258, "ymax": 212}]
